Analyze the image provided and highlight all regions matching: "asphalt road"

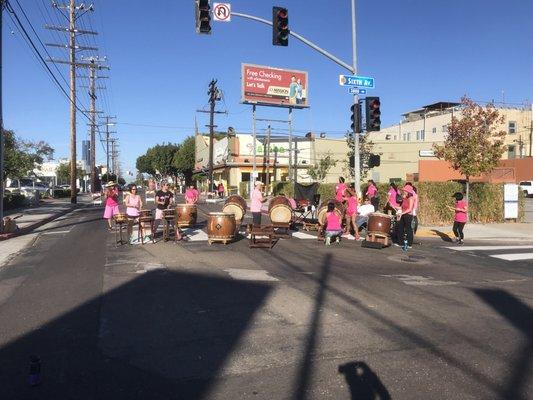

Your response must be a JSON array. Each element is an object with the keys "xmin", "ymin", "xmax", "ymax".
[
  {"xmin": 0, "ymin": 203, "xmax": 532, "ymax": 400},
  {"xmin": 525, "ymin": 197, "xmax": 533, "ymax": 223}
]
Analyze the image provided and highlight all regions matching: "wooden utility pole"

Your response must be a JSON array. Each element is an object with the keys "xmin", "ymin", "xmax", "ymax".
[
  {"xmin": 265, "ymin": 125, "xmax": 271, "ymax": 188},
  {"xmin": 45, "ymin": 1, "xmax": 97, "ymax": 202}
]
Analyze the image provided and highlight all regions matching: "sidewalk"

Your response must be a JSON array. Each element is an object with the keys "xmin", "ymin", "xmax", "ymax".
[
  {"xmin": 1, "ymin": 194, "xmax": 93, "ymax": 241},
  {"xmin": 417, "ymin": 223, "xmax": 533, "ymax": 241}
]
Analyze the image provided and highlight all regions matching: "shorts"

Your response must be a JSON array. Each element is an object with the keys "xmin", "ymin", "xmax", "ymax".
[
  {"xmin": 346, "ymin": 211, "xmax": 356, "ymax": 218},
  {"xmin": 325, "ymin": 229, "xmax": 343, "ymax": 238},
  {"xmin": 155, "ymin": 209, "xmax": 164, "ymax": 220},
  {"xmin": 103, "ymin": 205, "xmax": 120, "ymax": 219}
]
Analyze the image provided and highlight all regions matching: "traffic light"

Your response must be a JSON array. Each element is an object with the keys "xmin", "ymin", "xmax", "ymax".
[
  {"xmin": 195, "ymin": 0, "xmax": 211, "ymax": 34},
  {"xmin": 272, "ymin": 7, "xmax": 289, "ymax": 46},
  {"xmin": 369, "ymin": 154, "xmax": 381, "ymax": 168},
  {"xmin": 350, "ymin": 102, "xmax": 362, "ymax": 133},
  {"xmin": 365, "ymin": 97, "xmax": 381, "ymax": 132}
]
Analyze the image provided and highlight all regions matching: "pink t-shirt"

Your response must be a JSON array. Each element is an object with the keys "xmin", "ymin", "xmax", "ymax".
[
  {"xmin": 454, "ymin": 200, "xmax": 468, "ymax": 223},
  {"xmin": 106, "ymin": 188, "xmax": 119, "ymax": 207},
  {"xmin": 185, "ymin": 189, "xmax": 195, "ymax": 203},
  {"xmin": 335, "ymin": 183, "xmax": 347, "ymax": 202},
  {"xmin": 326, "ymin": 211, "xmax": 342, "ymax": 231},
  {"xmin": 288, "ymin": 198, "xmax": 297, "ymax": 209},
  {"xmin": 366, "ymin": 185, "xmax": 377, "ymax": 198},
  {"xmin": 250, "ymin": 188, "xmax": 263, "ymax": 212},
  {"xmin": 346, "ymin": 197, "xmax": 358, "ymax": 216},
  {"xmin": 387, "ymin": 188, "xmax": 399, "ymax": 208}
]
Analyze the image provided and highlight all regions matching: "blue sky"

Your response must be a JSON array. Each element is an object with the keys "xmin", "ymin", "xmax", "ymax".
[{"xmin": 4, "ymin": 0, "xmax": 533, "ymax": 177}]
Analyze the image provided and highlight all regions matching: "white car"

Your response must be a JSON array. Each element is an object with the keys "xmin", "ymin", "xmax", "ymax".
[{"xmin": 519, "ymin": 181, "xmax": 533, "ymax": 197}]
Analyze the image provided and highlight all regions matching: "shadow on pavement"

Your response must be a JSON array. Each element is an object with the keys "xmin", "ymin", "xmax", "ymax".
[
  {"xmin": 431, "ymin": 229, "xmax": 453, "ymax": 242},
  {"xmin": 338, "ymin": 361, "xmax": 391, "ymax": 400},
  {"xmin": 0, "ymin": 269, "xmax": 272, "ymax": 399},
  {"xmin": 473, "ymin": 288, "xmax": 533, "ymax": 400}
]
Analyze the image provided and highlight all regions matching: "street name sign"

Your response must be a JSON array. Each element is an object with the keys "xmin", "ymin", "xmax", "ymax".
[
  {"xmin": 213, "ymin": 3, "xmax": 231, "ymax": 22},
  {"xmin": 339, "ymin": 74, "xmax": 374, "ymax": 89},
  {"xmin": 349, "ymin": 88, "xmax": 367, "ymax": 95}
]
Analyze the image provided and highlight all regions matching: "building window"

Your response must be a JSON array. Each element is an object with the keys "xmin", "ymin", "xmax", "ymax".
[
  {"xmin": 508, "ymin": 145, "xmax": 516, "ymax": 159},
  {"xmin": 393, "ymin": 135, "xmax": 397, "ymax": 141},
  {"xmin": 421, "ymin": 130, "xmax": 425, "ymax": 140},
  {"xmin": 416, "ymin": 131, "xmax": 420, "ymax": 140},
  {"xmin": 508, "ymin": 121, "xmax": 516, "ymax": 134},
  {"xmin": 403, "ymin": 133, "xmax": 406, "ymax": 141},
  {"xmin": 442, "ymin": 125, "xmax": 448, "ymax": 133},
  {"xmin": 407, "ymin": 132, "xmax": 411, "ymax": 141},
  {"xmin": 432, "ymin": 127, "xmax": 437, "ymax": 134}
]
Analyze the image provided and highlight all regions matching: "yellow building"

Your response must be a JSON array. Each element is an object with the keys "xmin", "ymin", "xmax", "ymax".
[{"xmin": 369, "ymin": 101, "xmax": 533, "ymax": 182}]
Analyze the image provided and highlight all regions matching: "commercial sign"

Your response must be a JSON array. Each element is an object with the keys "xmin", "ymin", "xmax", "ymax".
[
  {"xmin": 339, "ymin": 74, "xmax": 375, "ymax": 89},
  {"xmin": 419, "ymin": 150, "xmax": 435, "ymax": 157},
  {"xmin": 241, "ymin": 63, "xmax": 309, "ymax": 108}
]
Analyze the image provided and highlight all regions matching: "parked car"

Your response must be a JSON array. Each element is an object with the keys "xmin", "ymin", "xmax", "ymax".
[
  {"xmin": 519, "ymin": 181, "xmax": 533, "ymax": 197},
  {"xmin": 8, "ymin": 178, "xmax": 50, "ymax": 195}
]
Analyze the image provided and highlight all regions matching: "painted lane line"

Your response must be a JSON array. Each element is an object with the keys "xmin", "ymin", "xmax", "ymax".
[
  {"xmin": 444, "ymin": 245, "xmax": 533, "ymax": 251},
  {"xmin": 291, "ymin": 231, "xmax": 317, "ymax": 239},
  {"xmin": 41, "ymin": 230, "xmax": 72, "ymax": 235},
  {"xmin": 489, "ymin": 253, "xmax": 533, "ymax": 261}
]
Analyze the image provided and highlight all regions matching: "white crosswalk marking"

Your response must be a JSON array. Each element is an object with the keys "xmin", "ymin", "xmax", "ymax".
[
  {"xmin": 445, "ymin": 244, "xmax": 533, "ymax": 262},
  {"xmin": 490, "ymin": 253, "xmax": 533, "ymax": 261},
  {"xmin": 291, "ymin": 231, "xmax": 317, "ymax": 240}
]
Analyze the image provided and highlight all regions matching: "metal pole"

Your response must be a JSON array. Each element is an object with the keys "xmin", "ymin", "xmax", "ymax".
[
  {"xmin": 69, "ymin": 0, "xmax": 77, "ymax": 203},
  {"xmin": 351, "ymin": 0, "xmax": 361, "ymax": 196},
  {"xmin": 265, "ymin": 124, "xmax": 271, "ymax": 189},
  {"xmin": 530, "ymin": 103, "xmax": 532, "ymax": 157},
  {"xmin": 105, "ymin": 116, "xmax": 110, "ymax": 174},
  {"xmin": 89, "ymin": 63, "xmax": 96, "ymax": 192},
  {"xmin": 252, "ymin": 104, "xmax": 257, "ymax": 186},
  {"xmin": 208, "ymin": 80, "xmax": 215, "ymax": 193},
  {"xmin": 0, "ymin": 0, "xmax": 4, "ymax": 233},
  {"xmin": 288, "ymin": 107, "xmax": 293, "ymax": 182}
]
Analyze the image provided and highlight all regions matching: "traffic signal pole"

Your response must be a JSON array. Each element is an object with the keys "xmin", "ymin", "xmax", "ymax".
[
  {"xmin": 351, "ymin": 0, "xmax": 361, "ymax": 196},
  {"xmin": 0, "ymin": 0, "xmax": 4, "ymax": 233}
]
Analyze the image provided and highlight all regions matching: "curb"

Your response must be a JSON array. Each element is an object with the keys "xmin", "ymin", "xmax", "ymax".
[{"xmin": 0, "ymin": 203, "xmax": 87, "ymax": 241}]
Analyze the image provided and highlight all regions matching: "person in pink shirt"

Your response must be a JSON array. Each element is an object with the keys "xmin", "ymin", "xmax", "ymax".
[
  {"xmin": 365, "ymin": 180, "xmax": 379, "ymax": 210},
  {"xmin": 185, "ymin": 185, "xmax": 199, "ymax": 204},
  {"xmin": 404, "ymin": 182, "xmax": 419, "ymax": 234},
  {"xmin": 385, "ymin": 182, "xmax": 401, "ymax": 215},
  {"xmin": 250, "ymin": 181, "xmax": 267, "ymax": 226},
  {"xmin": 103, "ymin": 181, "xmax": 120, "ymax": 230},
  {"xmin": 343, "ymin": 188, "xmax": 360, "ymax": 240},
  {"xmin": 323, "ymin": 202, "xmax": 343, "ymax": 245},
  {"xmin": 448, "ymin": 192, "xmax": 468, "ymax": 244},
  {"xmin": 335, "ymin": 177, "xmax": 347, "ymax": 203}
]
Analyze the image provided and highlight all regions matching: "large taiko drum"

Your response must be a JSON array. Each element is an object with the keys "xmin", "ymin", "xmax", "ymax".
[
  {"xmin": 207, "ymin": 212, "xmax": 236, "ymax": 244},
  {"xmin": 367, "ymin": 212, "xmax": 392, "ymax": 236},
  {"xmin": 175, "ymin": 204, "xmax": 197, "ymax": 227},
  {"xmin": 317, "ymin": 199, "xmax": 345, "ymax": 225},
  {"xmin": 270, "ymin": 204, "xmax": 292, "ymax": 224},
  {"xmin": 268, "ymin": 196, "xmax": 290, "ymax": 212},
  {"xmin": 222, "ymin": 195, "xmax": 247, "ymax": 221}
]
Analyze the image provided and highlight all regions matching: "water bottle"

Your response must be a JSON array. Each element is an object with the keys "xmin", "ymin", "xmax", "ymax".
[
  {"xmin": 28, "ymin": 355, "xmax": 41, "ymax": 386},
  {"xmin": 402, "ymin": 239, "xmax": 408, "ymax": 251}
]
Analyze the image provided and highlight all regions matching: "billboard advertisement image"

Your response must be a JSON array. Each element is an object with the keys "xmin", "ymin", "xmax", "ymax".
[{"xmin": 241, "ymin": 63, "xmax": 309, "ymax": 108}]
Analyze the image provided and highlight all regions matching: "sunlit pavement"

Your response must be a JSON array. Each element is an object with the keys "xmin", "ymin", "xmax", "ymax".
[{"xmin": 0, "ymin": 206, "xmax": 531, "ymax": 399}]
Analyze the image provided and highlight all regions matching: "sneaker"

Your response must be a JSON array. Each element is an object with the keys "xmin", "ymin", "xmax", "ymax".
[
  {"xmin": 458, "ymin": 239, "xmax": 464, "ymax": 245},
  {"xmin": 325, "ymin": 237, "xmax": 331, "ymax": 246},
  {"xmin": 407, "ymin": 246, "xmax": 413, "ymax": 249},
  {"xmin": 335, "ymin": 237, "xmax": 341, "ymax": 244}
]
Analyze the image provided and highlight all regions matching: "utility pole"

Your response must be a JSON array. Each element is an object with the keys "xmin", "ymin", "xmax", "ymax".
[
  {"xmin": 102, "ymin": 116, "xmax": 116, "ymax": 174},
  {"xmin": 351, "ymin": 0, "xmax": 361, "ymax": 195},
  {"xmin": 0, "ymin": 0, "xmax": 4, "ymax": 233},
  {"xmin": 45, "ymin": 1, "xmax": 97, "ymax": 203},
  {"xmin": 265, "ymin": 125, "xmax": 271, "ymax": 188},
  {"xmin": 530, "ymin": 103, "xmax": 533, "ymax": 157}
]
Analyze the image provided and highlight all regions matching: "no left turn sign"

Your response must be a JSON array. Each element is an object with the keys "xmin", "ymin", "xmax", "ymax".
[{"xmin": 213, "ymin": 3, "xmax": 231, "ymax": 22}]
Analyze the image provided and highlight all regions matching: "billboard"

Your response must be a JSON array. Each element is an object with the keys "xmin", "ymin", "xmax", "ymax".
[{"xmin": 241, "ymin": 63, "xmax": 309, "ymax": 108}]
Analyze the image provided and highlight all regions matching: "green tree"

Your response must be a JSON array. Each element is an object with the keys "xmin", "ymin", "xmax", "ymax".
[
  {"xmin": 433, "ymin": 96, "xmax": 506, "ymax": 201},
  {"xmin": 117, "ymin": 177, "xmax": 126, "ymax": 186},
  {"xmin": 56, "ymin": 162, "xmax": 84, "ymax": 185},
  {"xmin": 345, "ymin": 132, "xmax": 374, "ymax": 181},
  {"xmin": 308, "ymin": 152, "xmax": 337, "ymax": 182},
  {"xmin": 135, "ymin": 154, "xmax": 155, "ymax": 176},
  {"xmin": 173, "ymin": 136, "xmax": 195, "ymax": 184},
  {"xmin": 3, "ymin": 129, "xmax": 54, "ymax": 181},
  {"xmin": 101, "ymin": 173, "xmax": 117, "ymax": 183},
  {"xmin": 146, "ymin": 143, "xmax": 180, "ymax": 178}
]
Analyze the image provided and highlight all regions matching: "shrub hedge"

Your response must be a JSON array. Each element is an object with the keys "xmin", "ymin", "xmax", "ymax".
[
  {"xmin": 270, "ymin": 181, "xmax": 525, "ymax": 225},
  {"xmin": 3, "ymin": 193, "xmax": 28, "ymax": 210}
]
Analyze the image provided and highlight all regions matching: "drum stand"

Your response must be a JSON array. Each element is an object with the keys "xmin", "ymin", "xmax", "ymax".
[
  {"xmin": 114, "ymin": 221, "xmax": 128, "ymax": 246},
  {"xmin": 138, "ymin": 218, "xmax": 155, "ymax": 244},
  {"xmin": 272, "ymin": 222, "xmax": 291, "ymax": 238},
  {"xmin": 163, "ymin": 217, "xmax": 178, "ymax": 242},
  {"xmin": 249, "ymin": 226, "xmax": 276, "ymax": 249}
]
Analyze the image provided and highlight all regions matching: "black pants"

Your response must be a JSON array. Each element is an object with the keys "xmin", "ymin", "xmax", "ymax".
[
  {"xmin": 453, "ymin": 221, "xmax": 465, "ymax": 240},
  {"xmin": 397, "ymin": 214, "xmax": 414, "ymax": 246},
  {"xmin": 252, "ymin": 212, "xmax": 261, "ymax": 227},
  {"xmin": 371, "ymin": 197, "xmax": 380, "ymax": 211}
]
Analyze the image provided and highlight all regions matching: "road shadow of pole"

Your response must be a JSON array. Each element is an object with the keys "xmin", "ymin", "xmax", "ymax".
[
  {"xmin": 338, "ymin": 361, "xmax": 391, "ymax": 400},
  {"xmin": 292, "ymin": 253, "xmax": 331, "ymax": 400},
  {"xmin": 473, "ymin": 289, "xmax": 533, "ymax": 400},
  {"xmin": 0, "ymin": 269, "xmax": 272, "ymax": 399}
]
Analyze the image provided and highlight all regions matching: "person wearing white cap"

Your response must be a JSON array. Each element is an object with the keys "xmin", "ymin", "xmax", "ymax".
[
  {"xmin": 103, "ymin": 181, "xmax": 119, "ymax": 230},
  {"xmin": 250, "ymin": 181, "xmax": 267, "ymax": 227}
]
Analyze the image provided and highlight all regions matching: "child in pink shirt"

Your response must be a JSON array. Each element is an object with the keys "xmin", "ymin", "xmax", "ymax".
[
  {"xmin": 323, "ymin": 202, "xmax": 343, "ymax": 245},
  {"xmin": 343, "ymin": 188, "xmax": 360, "ymax": 240},
  {"xmin": 449, "ymin": 192, "xmax": 468, "ymax": 244}
]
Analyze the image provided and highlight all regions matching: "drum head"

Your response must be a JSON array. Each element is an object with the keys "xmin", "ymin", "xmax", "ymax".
[
  {"xmin": 222, "ymin": 204, "xmax": 244, "ymax": 221},
  {"xmin": 269, "ymin": 204, "xmax": 292, "ymax": 223}
]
